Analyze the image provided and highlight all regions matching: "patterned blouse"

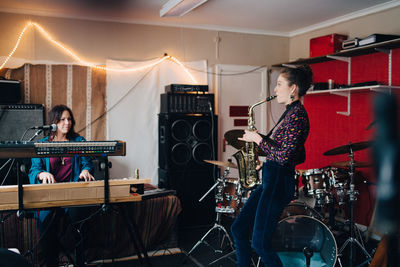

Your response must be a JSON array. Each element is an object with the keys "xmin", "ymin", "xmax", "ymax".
[{"xmin": 259, "ymin": 100, "xmax": 310, "ymax": 166}]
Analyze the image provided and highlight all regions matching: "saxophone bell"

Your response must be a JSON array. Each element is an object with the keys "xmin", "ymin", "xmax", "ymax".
[{"xmin": 234, "ymin": 96, "xmax": 276, "ymax": 190}]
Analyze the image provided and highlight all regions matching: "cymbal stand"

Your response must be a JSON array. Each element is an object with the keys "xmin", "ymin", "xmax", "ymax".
[
  {"xmin": 186, "ymin": 168, "xmax": 235, "ymax": 261},
  {"xmin": 338, "ymin": 147, "xmax": 372, "ymax": 267}
]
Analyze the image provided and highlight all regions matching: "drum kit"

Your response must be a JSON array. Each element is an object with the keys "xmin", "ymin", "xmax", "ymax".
[{"xmin": 188, "ymin": 130, "xmax": 374, "ymax": 267}]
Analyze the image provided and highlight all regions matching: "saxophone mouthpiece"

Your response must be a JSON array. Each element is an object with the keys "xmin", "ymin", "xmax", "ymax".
[{"xmin": 266, "ymin": 95, "xmax": 277, "ymax": 101}]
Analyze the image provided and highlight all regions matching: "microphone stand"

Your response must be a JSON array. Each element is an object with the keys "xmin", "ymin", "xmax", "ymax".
[{"xmin": 16, "ymin": 129, "xmax": 44, "ymax": 218}]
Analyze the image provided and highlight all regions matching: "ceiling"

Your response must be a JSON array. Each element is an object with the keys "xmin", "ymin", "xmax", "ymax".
[{"xmin": 0, "ymin": 0, "xmax": 399, "ymax": 37}]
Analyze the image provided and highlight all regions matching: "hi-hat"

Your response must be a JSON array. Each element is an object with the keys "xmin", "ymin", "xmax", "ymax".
[
  {"xmin": 331, "ymin": 161, "xmax": 372, "ymax": 168},
  {"xmin": 224, "ymin": 129, "xmax": 266, "ymax": 156},
  {"xmin": 204, "ymin": 160, "xmax": 237, "ymax": 169},
  {"xmin": 323, "ymin": 141, "xmax": 372, "ymax": 156}
]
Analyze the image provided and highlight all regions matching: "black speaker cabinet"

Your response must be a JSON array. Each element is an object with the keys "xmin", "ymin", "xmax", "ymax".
[
  {"xmin": 158, "ymin": 167, "xmax": 216, "ymax": 226},
  {"xmin": 158, "ymin": 113, "xmax": 218, "ymax": 226},
  {"xmin": 158, "ymin": 113, "xmax": 217, "ymax": 171},
  {"xmin": 0, "ymin": 80, "xmax": 22, "ymax": 104},
  {"xmin": 0, "ymin": 104, "xmax": 45, "ymax": 141}
]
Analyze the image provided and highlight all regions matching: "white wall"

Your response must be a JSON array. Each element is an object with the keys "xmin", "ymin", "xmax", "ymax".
[
  {"xmin": 0, "ymin": 12, "xmax": 289, "ymax": 68},
  {"xmin": 289, "ymin": 6, "xmax": 400, "ymax": 61}
]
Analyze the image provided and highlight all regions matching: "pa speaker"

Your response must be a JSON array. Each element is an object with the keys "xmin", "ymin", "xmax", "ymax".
[
  {"xmin": 158, "ymin": 113, "xmax": 217, "ymax": 171},
  {"xmin": 158, "ymin": 167, "xmax": 216, "ymax": 226}
]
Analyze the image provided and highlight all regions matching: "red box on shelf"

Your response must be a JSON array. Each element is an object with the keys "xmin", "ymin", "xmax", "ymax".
[{"xmin": 310, "ymin": 34, "xmax": 348, "ymax": 58}]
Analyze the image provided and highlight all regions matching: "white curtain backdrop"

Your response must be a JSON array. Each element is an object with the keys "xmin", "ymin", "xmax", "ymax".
[{"xmin": 106, "ymin": 58, "xmax": 207, "ymax": 185}]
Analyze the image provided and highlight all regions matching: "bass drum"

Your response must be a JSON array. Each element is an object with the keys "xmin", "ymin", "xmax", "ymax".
[
  {"xmin": 271, "ymin": 215, "xmax": 337, "ymax": 267},
  {"xmin": 280, "ymin": 201, "xmax": 324, "ymax": 221}
]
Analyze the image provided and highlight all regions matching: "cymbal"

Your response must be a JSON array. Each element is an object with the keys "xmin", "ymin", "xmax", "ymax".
[
  {"xmin": 204, "ymin": 160, "xmax": 237, "ymax": 169},
  {"xmin": 331, "ymin": 161, "xmax": 372, "ymax": 168},
  {"xmin": 323, "ymin": 141, "xmax": 372, "ymax": 156},
  {"xmin": 224, "ymin": 129, "xmax": 266, "ymax": 156}
]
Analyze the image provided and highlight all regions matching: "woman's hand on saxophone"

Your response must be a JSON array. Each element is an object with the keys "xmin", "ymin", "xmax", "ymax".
[
  {"xmin": 255, "ymin": 160, "xmax": 263, "ymax": 171},
  {"xmin": 238, "ymin": 129, "xmax": 263, "ymax": 145}
]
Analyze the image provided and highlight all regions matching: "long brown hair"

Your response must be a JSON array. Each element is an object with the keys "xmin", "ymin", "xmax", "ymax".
[{"xmin": 48, "ymin": 105, "xmax": 79, "ymax": 140}]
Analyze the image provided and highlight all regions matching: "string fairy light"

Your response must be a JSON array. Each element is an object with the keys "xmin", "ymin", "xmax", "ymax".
[
  {"xmin": 0, "ymin": 21, "xmax": 198, "ymax": 83},
  {"xmin": 169, "ymin": 55, "xmax": 198, "ymax": 84},
  {"xmin": 0, "ymin": 22, "xmax": 32, "ymax": 70}
]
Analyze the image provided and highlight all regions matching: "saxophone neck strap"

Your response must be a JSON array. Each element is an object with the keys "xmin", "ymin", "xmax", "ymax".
[{"xmin": 265, "ymin": 107, "xmax": 290, "ymax": 139}]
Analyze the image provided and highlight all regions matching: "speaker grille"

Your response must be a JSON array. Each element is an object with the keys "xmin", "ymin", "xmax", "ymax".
[
  {"xmin": 193, "ymin": 119, "xmax": 212, "ymax": 141},
  {"xmin": 158, "ymin": 113, "xmax": 217, "ymax": 171},
  {"xmin": 158, "ymin": 113, "xmax": 218, "ymax": 227},
  {"xmin": 0, "ymin": 104, "xmax": 45, "ymax": 141},
  {"xmin": 171, "ymin": 143, "xmax": 191, "ymax": 165},
  {"xmin": 171, "ymin": 119, "xmax": 191, "ymax": 141}
]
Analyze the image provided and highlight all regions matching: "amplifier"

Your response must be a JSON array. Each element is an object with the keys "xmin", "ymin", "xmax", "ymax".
[
  {"xmin": 0, "ymin": 104, "xmax": 45, "ymax": 141},
  {"xmin": 165, "ymin": 84, "xmax": 209, "ymax": 93},
  {"xmin": 160, "ymin": 93, "xmax": 214, "ymax": 114},
  {"xmin": 0, "ymin": 79, "xmax": 22, "ymax": 104}
]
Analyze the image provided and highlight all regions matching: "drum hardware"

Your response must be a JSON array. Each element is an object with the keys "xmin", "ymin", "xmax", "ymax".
[
  {"xmin": 335, "ymin": 182, "xmax": 347, "ymax": 206},
  {"xmin": 187, "ymin": 167, "xmax": 235, "ymax": 261},
  {"xmin": 293, "ymin": 170, "xmax": 300, "ymax": 200},
  {"xmin": 324, "ymin": 142, "xmax": 372, "ymax": 267},
  {"xmin": 303, "ymin": 246, "xmax": 314, "ymax": 267}
]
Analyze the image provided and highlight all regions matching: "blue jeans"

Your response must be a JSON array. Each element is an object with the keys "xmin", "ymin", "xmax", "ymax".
[{"xmin": 231, "ymin": 161, "xmax": 294, "ymax": 267}]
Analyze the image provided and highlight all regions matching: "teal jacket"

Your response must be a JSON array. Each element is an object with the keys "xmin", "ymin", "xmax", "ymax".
[
  {"xmin": 29, "ymin": 136, "xmax": 93, "ymax": 184},
  {"xmin": 28, "ymin": 135, "xmax": 94, "ymax": 224}
]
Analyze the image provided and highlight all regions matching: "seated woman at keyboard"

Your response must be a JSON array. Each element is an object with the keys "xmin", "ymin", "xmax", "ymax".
[
  {"xmin": 29, "ymin": 104, "xmax": 94, "ymax": 184},
  {"xmin": 29, "ymin": 104, "xmax": 94, "ymax": 267}
]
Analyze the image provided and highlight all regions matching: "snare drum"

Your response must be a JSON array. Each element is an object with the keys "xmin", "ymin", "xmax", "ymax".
[
  {"xmin": 215, "ymin": 178, "xmax": 241, "ymax": 215},
  {"xmin": 271, "ymin": 215, "xmax": 337, "ymax": 267}
]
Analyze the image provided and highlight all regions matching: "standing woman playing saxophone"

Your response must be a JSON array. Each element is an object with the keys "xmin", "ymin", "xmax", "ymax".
[{"xmin": 231, "ymin": 65, "xmax": 313, "ymax": 266}]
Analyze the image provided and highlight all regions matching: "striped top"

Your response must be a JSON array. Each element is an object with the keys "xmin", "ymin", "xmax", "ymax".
[{"xmin": 259, "ymin": 100, "xmax": 309, "ymax": 166}]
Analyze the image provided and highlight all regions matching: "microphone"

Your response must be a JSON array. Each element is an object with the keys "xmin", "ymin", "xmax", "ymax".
[{"xmin": 30, "ymin": 124, "xmax": 57, "ymax": 132}]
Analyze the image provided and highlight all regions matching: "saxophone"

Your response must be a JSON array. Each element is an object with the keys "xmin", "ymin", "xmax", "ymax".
[{"xmin": 233, "ymin": 95, "xmax": 277, "ymax": 189}]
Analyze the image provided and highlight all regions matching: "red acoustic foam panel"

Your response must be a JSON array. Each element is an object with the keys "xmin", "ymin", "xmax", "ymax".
[
  {"xmin": 234, "ymin": 119, "xmax": 248, "ymax": 127},
  {"xmin": 229, "ymin": 106, "xmax": 249, "ymax": 117},
  {"xmin": 351, "ymin": 53, "xmax": 389, "ymax": 85}
]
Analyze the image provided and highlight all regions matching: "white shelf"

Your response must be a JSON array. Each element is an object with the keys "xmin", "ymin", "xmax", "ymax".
[
  {"xmin": 307, "ymin": 85, "xmax": 400, "ymax": 95},
  {"xmin": 306, "ymin": 85, "xmax": 400, "ymax": 116}
]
